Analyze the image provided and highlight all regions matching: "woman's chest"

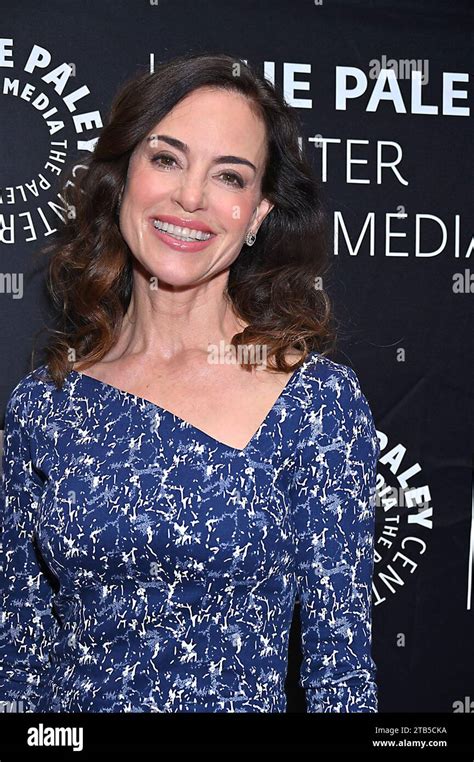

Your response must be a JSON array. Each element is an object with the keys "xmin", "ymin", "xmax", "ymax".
[{"xmin": 34, "ymin": 411, "xmax": 297, "ymax": 588}]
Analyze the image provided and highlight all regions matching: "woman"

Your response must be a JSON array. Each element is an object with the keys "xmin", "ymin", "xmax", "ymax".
[{"xmin": 0, "ymin": 52, "xmax": 380, "ymax": 713}]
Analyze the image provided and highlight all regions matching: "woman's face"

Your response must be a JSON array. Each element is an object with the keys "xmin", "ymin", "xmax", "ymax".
[{"xmin": 119, "ymin": 87, "xmax": 273, "ymax": 287}]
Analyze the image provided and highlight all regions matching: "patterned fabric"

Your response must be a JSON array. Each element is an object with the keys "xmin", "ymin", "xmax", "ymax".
[{"xmin": 0, "ymin": 352, "xmax": 380, "ymax": 713}]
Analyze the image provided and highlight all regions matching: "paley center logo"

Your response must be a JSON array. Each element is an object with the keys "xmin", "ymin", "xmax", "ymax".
[
  {"xmin": 0, "ymin": 38, "xmax": 103, "ymax": 245},
  {"xmin": 373, "ymin": 429, "xmax": 432, "ymax": 606}
]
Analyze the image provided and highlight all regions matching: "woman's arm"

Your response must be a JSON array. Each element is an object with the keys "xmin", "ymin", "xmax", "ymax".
[
  {"xmin": 0, "ymin": 388, "xmax": 60, "ymax": 712},
  {"xmin": 291, "ymin": 365, "xmax": 380, "ymax": 712}
]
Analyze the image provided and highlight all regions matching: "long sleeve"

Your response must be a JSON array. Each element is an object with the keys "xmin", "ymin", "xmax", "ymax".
[
  {"xmin": 0, "ymin": 389, "xmax": 59, "ymax": 712},
  {"xmin": 291, "ymin": 366, "xmax": 380, "ymax": 712}
]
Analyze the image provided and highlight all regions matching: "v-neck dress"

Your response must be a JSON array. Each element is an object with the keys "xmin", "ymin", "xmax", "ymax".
[{"xmin": 0, "ymin": 351, "xmax": 380, "ymax": 713}]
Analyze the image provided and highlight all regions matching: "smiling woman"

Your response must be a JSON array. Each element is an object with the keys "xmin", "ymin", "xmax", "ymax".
[
  {"xmin": 32, "ymin": 51, "xmax": 336, "ymax": 384},
  {"xmin": 0, "ymin": 52, "xmax": 380, "ymax": 715},
  {"xmin": 115, "ymin": 84, "xmax": 276, "ymax": 296}
]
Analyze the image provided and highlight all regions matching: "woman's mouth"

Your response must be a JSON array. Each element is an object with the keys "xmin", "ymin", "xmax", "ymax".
[{"xmin": 150, "ymin": 218, "xmax": 217, "ymax": 252}]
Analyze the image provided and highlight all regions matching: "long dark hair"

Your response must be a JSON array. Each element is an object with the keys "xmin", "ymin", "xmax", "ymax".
[{"xmin": 33, "ymin": 51, "xmax": 337, "ymax": 387}]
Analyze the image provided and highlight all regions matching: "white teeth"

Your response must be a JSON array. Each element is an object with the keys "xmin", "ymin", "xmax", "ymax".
[{"xmin": 153, "ymin": 219, "xmax": 212, "ymax": 241}]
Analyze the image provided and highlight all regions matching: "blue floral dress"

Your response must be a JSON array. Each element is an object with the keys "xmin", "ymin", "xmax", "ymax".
[{"xmin": 0, "ymin": 351, "xmax": 380, "ymax": 713}]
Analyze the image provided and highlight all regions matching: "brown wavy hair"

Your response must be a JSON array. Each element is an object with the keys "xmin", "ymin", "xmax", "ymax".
[{"xmin": 32, "ymin": 51, "xmax": 337, "ymax": 388}]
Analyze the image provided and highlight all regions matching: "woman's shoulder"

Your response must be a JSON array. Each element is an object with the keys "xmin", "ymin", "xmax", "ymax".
[
  {"xmin": 296, "ymin": 352, "xmax": 379, "ymax": 450},
  {"xmin": 297, "ymin": 351, "xmax": 367, "ymax": 401},
  {"xmin": 4, "ymin": 363, "xmax": 58, "ymax": 422}
]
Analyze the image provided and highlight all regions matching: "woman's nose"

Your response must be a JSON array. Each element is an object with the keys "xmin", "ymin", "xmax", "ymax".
[{"xmin": 171, "ymin": 169, "xmax": 208, "ymax": 211}]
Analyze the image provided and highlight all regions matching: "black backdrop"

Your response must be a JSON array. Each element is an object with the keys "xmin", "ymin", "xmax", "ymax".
[{"xmin": 0, "ymin": 0, "xmax": 472, "ymax": 714}]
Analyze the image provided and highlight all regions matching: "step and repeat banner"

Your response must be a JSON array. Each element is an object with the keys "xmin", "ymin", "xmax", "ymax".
[{"xmin": 0, "ymin": 0, "xmax": 472, "ymax": 719}]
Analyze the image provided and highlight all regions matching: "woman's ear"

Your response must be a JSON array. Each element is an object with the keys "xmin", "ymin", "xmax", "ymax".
[{"xmin": 251, "ymin": 199, "xmax": 274, "ymax": 234}]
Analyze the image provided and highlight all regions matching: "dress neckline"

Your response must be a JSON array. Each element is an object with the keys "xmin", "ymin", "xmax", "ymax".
[{"xmin": 68, "ymin": 352, "xmax": 318, "ymax": 454}]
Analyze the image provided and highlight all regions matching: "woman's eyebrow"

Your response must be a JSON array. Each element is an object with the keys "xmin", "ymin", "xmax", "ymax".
[{"xmin": 147, "ymin": 134, "xmax": 257, "ymax": 173}]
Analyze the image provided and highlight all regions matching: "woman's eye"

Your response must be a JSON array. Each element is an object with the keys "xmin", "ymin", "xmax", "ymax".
[
  {"xmin": 151, "ymin": 153, "xmax": 177, "ymax": 169},
  {"xmin": 151, "ymin": 154, "xmax": 244, "ymax": 188},
  {"xmin": 219, "ymin": 172, "xmax": 244, "ymax": 188}
]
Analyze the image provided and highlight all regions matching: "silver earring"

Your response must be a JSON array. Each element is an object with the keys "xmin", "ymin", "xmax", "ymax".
[{"xmin": 246, "ymin": 230, "xmax": 256, "ymax": 246}]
